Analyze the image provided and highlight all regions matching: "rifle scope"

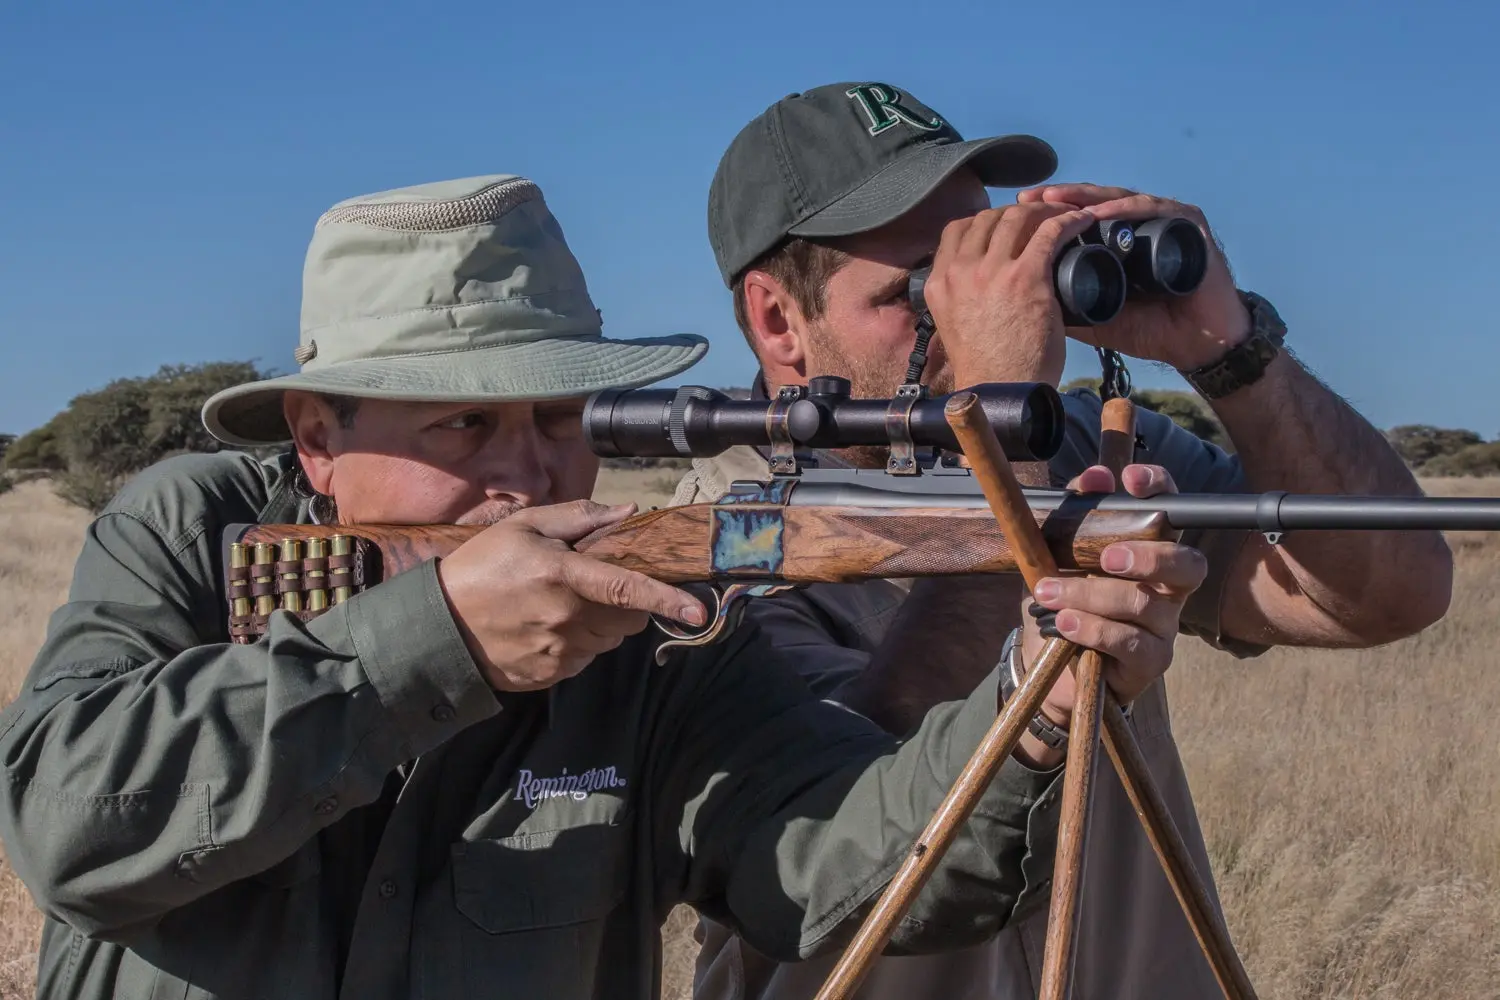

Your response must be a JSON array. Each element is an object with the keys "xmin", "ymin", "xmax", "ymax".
[{"xmin": 584, "ymin": 378, "xmax": 1065, "ymax": 463}]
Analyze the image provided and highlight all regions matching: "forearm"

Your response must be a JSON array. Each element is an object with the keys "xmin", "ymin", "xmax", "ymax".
[{"xmin": 1209, "ymin": 350, "xmax": 1453, "ymax": 644}]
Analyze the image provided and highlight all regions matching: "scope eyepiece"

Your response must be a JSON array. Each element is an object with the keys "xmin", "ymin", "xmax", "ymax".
[{"xmin": 584, "ymin": 381, "xmax": 1065, "ymax": 463}]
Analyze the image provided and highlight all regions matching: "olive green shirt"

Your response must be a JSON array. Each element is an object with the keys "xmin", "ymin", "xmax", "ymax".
[{"xmin": 0, "ymin": 451, "xmax": 1064, "ymax": 1000}]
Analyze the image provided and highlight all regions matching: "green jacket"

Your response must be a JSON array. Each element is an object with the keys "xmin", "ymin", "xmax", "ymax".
[{"xmin": 0, "ymin": 451, "xmax": 1062, "ymax": 1000}]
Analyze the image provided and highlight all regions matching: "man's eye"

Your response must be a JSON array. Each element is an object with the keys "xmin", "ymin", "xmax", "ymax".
[{"xmin": 437, "ymin": 412, "xmax": 485, "ymax": 430}]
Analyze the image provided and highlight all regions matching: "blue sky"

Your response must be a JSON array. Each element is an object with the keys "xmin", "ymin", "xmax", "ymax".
[{"xmin": 1, "ymin": 1, "xmax": 1495, "ymax": 438}]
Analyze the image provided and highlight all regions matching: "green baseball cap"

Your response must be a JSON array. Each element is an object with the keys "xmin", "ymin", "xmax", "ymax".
[
  {"xmin": 202, "ymin": 174, "xmax": 709, "ymax": 446},
  {"xmin": 708, "ymin": 82, "xmax": 1058, "ymax": 286}
]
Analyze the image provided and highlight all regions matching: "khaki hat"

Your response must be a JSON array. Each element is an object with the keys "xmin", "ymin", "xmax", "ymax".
[{"xmin": 202, "ymin": 174, "xmax": 708, "ymax": 446}]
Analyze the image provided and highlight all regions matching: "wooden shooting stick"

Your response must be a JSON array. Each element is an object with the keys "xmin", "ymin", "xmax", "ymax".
[{"xmin": 813, "ymin": 392, "xmax": 1257, "ymax": 1000}]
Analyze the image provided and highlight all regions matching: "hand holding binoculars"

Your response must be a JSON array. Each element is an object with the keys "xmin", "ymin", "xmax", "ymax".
[{"xmin": 908, "ymin": 216, "xmax": 1210, "ymax": 328}]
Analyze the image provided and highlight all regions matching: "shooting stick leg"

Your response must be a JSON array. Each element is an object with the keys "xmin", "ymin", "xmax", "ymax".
[
  {"xmin": 1036, "ymin": 396, "xmax": 1136, "ymax": 1000},
  {"xmin": 1101, "ymin": 700, "xmax": 1258, "ymax": 999}
]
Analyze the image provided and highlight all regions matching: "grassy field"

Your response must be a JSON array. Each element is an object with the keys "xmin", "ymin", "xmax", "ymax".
[{"xmin": 0, "ymin": 471, "xmax": 1497, "ymax": 998}]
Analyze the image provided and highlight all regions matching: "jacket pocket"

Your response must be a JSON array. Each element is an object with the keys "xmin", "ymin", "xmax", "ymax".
[{"xmin": 451, "ymin": 820, "xmax": 629, "ymax": 933}]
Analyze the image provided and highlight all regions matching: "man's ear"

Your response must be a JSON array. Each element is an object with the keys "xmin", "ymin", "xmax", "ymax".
[
  {"xmin": 282, "ymin": 390, "xmax": 337, "ymax": 495},
  {"xmin": 740, "ymin": 271, "xmax": 809, "ymax": 376}
]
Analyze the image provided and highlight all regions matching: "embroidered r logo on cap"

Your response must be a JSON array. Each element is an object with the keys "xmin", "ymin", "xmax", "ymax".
[{"xmin": 845, "ymin": 84, "xmax": 945, "ymax": 136}]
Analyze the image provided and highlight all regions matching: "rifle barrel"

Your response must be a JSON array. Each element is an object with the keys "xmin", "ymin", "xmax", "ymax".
[{"xmin": 779, "ymin": 481, "xmax": 1500, "ymax": 532}]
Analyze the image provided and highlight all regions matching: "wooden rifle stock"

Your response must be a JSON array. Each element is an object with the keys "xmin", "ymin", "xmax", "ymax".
[{"xmin": 229, "ymin": 505, "xmax": 1173, "ymax": 584}]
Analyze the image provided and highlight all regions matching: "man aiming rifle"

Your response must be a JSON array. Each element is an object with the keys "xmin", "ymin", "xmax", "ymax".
[
  {"xmin": 682, "ymin": 82, "xmax": 1454, "ymax": 1000},
  {"xmin": 0, "ymin": 174, "xmax": 1198, "ymax": 1000}
]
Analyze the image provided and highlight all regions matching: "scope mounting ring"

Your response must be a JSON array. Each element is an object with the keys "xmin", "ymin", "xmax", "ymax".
[
  {"xmin": 885, "ymin": 383, "xmax": 928, "ymax": 476},
  {"xmin": 766, "ymin": 384, "xmax": 806, "ymax": 475}
]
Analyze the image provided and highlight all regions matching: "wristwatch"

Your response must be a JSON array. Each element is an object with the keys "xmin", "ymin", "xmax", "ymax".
[
  {"xmin": 1179, "ymin": 290, "xmax": 1287, "ymax": 400},
  {"xmin": 997, "ymin": 628, "xmax": 1070, "ymax": 751}
]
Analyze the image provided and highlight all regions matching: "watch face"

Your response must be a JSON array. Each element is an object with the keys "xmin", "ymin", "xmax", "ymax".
[{"xmin": 1242, "ymin": 291, "xmax": 1287, "ymax": 346}]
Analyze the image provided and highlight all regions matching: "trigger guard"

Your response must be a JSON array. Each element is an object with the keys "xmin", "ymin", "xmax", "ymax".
[{"xmin": 650, "ymin": 582, "xmax": 798, "ymax": 664}]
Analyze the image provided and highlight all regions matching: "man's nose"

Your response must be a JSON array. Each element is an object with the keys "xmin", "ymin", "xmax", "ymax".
[{"xmin": 478, "ymin": 423, "xmax": 555, "ymax": 508}]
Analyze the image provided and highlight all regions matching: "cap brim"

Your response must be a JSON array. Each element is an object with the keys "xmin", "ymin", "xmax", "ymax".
[
  {"xmin": 201, "ymin": 333, "xmax": 709, "ymax": 447},
  {"xmin": 788, "ymin": 134, "xmax": 1057, "ymax": 239}
]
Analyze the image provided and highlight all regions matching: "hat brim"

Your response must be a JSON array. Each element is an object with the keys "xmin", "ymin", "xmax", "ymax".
[
  {"xmin": 788, "ymin": 134, "xmax": 1057, "ymax": 240},
  {"xmin": 201, "ymin": 333, "xmax": 709, "ymax": 447}
]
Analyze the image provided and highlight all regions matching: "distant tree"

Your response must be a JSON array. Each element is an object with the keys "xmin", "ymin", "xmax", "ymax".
[
  {"xmin": 7, "ymin": 361, "xmax": 273, "ymax": 513},
  {"xmin": 1418, "ymin": 442, "xmax": 1500, "ymax": 477},
  {"xmin": 1384, "ymin": 425, "xmax": 1485, "ymax": 469},
  {"xmin": 0, "ymin": 433, "xmax": 13, "ymax": 463},
  {"xmin": 4, "ymin": 416, "xmax": 67, "ymax": 472}
]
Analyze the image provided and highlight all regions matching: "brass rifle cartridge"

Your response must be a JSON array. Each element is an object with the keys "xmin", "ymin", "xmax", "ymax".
[
  {"xmin": 305, "ymin": 537, "xmax": 329, "ymax": 611},
  {"xmin": 252, "ymin": 543, "xmax": 277, "ymax": 617},
  {"xmin": 278, "ymin": 539, "xmax": 304, "ymax": 613},
  {"xmin": 331, "ymin": 535, "xmax": 354, "ymax": 604}
]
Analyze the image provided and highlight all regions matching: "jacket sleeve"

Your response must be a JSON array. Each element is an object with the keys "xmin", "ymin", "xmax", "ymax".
[
  {"xmin": 0, "ymin": 502, "xmax": 497, "ymax": 941},
  {"xmin": 653, "ymin": 622, "xmax": 1063, "ymax": 963}
]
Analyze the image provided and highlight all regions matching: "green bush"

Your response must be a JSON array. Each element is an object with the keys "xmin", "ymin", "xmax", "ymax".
[
  {"xmin": 54, "ymin": 468, "xmax": 124, "ymax": 514},
  {"xmin": 5, "ymin": 417, "xmax": 66, "ymax": 472},
  {"xmin": 8, "ymin": 361, "xmax": 273, "ymax": 513},
  {"xmin": 1385, "ymin": 425, "xmax": 1485, "ymax": 469},
  {"xmin": 1418, "ymin": 442, "xmax": 1500, "ymax": 477}
]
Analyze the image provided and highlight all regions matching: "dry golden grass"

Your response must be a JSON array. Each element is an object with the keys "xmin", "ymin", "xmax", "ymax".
[{"xmin": 0, "ymin": 473, "xmax": 1497, "ymax": 999}]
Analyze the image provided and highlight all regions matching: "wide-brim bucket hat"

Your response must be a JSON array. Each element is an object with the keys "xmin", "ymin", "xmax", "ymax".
[{"xmin": 203, "ymin": 174, "xmax": 708, "ymax": 446}]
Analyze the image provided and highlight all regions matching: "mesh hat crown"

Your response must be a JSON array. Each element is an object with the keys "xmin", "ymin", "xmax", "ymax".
[
  {"xmin": 202, "ymin": 174, "xmax": 707, "ymax": 446},
  {"xmin": 708, "ymin": 82, "xmax": 1058, "ymax": 285}
]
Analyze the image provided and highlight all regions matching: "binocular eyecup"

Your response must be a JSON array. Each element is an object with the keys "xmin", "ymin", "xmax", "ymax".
[{"xmin": 908, "ymin": 215, "xmax": 1209, "ymax": 328}]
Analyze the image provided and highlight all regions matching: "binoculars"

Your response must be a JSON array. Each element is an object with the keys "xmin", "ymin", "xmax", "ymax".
[{"xmin": 908, "ymin": 216, "xmax": 1209, "ymax": 327}]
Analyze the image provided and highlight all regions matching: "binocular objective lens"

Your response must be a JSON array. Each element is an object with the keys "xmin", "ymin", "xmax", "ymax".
[
  {"xmin": 1071, "ymin": 265, "xmax": 1101, "ymax": 313},
  {"xmin": 1154, "ymin": 238, "xmax": 1183, "ymax": 285}
]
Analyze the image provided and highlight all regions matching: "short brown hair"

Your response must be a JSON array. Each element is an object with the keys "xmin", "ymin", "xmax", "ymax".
[{"xmin": 731, "ymin": 237, "xmax": 850, "ymax": 344}]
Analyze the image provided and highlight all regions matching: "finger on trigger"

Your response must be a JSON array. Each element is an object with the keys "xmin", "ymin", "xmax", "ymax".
[
  {"xmin": 579, "ymin": 600, "xmax": 654, "ymax": 638},
  {"xmin": 562, "ymin": 554, "xmax": 707, "ymax": 625}
]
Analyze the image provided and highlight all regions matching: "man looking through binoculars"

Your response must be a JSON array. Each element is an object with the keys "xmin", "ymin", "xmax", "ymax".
[{"xmin": 681, "ymin": 81, "xmax": 1453, "ymax": 1000}]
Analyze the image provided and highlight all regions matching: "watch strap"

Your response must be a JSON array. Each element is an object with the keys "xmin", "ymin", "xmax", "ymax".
[
  {"xmin": 999, "ymin": 628, "xmax": 1069, "ymax": 750},
  {"xmin": 1180, "ymin": 290, "xmax": 1286, "ymax": 400}
]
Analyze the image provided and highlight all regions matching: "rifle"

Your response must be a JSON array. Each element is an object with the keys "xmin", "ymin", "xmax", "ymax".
[
  {"xmin": 222, "ymin": 378, "xmax": 1500, "ymax": 1000},
  {"xmin": 225, "ymin": 379, "xmax": 1500, "ymax": 660}
]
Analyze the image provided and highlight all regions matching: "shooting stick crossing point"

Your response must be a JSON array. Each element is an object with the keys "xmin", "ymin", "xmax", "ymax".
[{"xmin": 812, "ymin": 392, "xmax": 1258, "ymax": 1000}]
